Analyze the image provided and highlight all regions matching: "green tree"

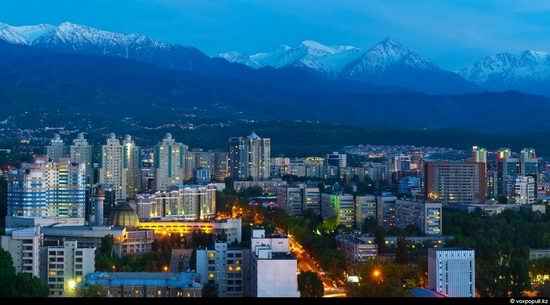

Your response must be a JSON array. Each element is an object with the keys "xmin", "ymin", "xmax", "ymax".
[
  {"xmin": 202, "ymin": 282, "xmax": 219, "ymax": 297},
  {"xmin": 297, "ymin": 271, "xmax": 324, "ymax": 297},
  {"xmin": 374, "ymin": 225, "xmax": 386, "ymax": 254},
  {"xmin": 76, "ymin": 284, "xmax": 108, "ymax": 297},
  {"xmin": 347, "ymin": 260, "xmax": 412, "ymax": 297},
  {"xmin": 395, "ymin": 235, "xmax": 408, "ymax": 264},
  {"xmin": 0, "ymin": 248, "xmax": 49, "ymax": 297},
  {"xmin": 363, "ymin": 216, "xmax": 377, "ymax": 235}
]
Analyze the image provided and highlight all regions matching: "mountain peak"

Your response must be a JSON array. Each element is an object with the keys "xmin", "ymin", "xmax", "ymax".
[{"xmin": 373, "ymin": 37, "xmax": 410, "ymax": 53}]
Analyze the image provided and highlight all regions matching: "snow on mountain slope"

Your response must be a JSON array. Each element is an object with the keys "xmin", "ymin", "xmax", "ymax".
[
  {"xmin": 219, "ymin": 40, "xmax": 363, "ymax": 76},
  {"xmin": 340, "ymin": 37, "xmax": 437, "ymax": 81},
  {"xmin": 460, "ymin": 50, "xmax": 550, "ymax": 85}
]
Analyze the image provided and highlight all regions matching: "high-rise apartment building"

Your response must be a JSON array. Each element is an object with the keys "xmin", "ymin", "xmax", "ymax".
[
  {"xmin": 428, "ymin": 248, "xmax": 475, "ymax": 297},
  {"xmin": 99, "ymin": 133, "xmax": 126, "ymax": 201},
  {"xmin": 424, "ymin": 161, "xmax": 486, "ymax": 204},
  {"xmin": 209, "ymin": 151, "xmax": 229, "ymax": 181},
  {"xmin": 8, "ymin": 157, "xmax": 86, "ymax": 218},
  {"xmin": 471, "ymin": 146, "xmax": 487, "ymax": 164},
  {"xmin": 154, "ymin": 133, "xmax": 187, "ymax": 191},
  {"xmin": 228, "ymin": 132, "xmax": 270, "ymax": 180},
  {"xmin": 46, "ymin": 134, "xmax": 68, "ymax": 162},
  {"xmin": 122, "ymin": 135, "xmax": 141, "ymax": 199},
  {"xmin": 70, "ymin": 133, "xmax": 93, "ymax": 186}
]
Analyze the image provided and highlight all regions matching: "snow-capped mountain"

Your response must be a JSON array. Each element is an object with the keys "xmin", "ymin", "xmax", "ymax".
[
  {"xmin": 0, "ymin": 21, "xmax": 220, "ymax": 74},
  {"xmin": 340, "ymin": 37, "xmax": 436, "ymax": 81},
  {"xmin": 339, "ymin": 37, "xmax": 478, "ymax": 94},
  {"xmin": 460, "ymin": 50, "xmax": 550, "ymax": 95},
  {"xmin": 220, "ymin": 40, "xmax": 363, "ymax": 76}
]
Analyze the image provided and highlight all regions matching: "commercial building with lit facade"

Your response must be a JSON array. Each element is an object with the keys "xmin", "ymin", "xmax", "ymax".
[{"xmin": 138, "ymin": 218, "xmax": 242, "ymax": 243}]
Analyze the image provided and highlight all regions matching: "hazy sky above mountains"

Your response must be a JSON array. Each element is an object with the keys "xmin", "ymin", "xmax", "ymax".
[{"xmin": 2, "ymin": 0, "xmax": 550, "ymax": 70}]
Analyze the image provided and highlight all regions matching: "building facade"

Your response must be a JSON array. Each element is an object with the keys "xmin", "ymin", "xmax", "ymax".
[
  {"xmin": 79, "ymin": 272, "xmax": 202, "ymax": 297},
  {"xmin": 46, "ymin": 134, "xmax": 67, "ymax": 162},
  {"xmin": 70, "ymin": 133, "xmax": 93, "ymax": 186},
  {"xmin": 7, "ymin": 157, "xmax": 86, "ymax": 218},
  {"xmin": 99, "ymin": 133, "xmax": 126, "ymax": 201},
  {"xmin": 424, "ymin": 161, "xmax": 486, "ymax": 204},
  {"xmin": 122, "ymin": 135, "xmax": 141, "ymax": 199},
  {"xmin": 1, "ymin": 226, "xmax": 42, "ymax": 278},
  {"xmin": 428, "ymin": 248, "xmax": 475, "ymax": 297},
  {"xmin": 135, "ymin": 184, "xmax": 217, "ymax": 220},
  {"xmin": 228, "ymin": 132, "xmax": 270, "ymax": 180},
  {"xmin": 154, "ymin": 133, "xmax": 187, "ymax": 191},
  {"xmin": 42, "ymin": 240, "xmax": 96, "ymax": 297},
  {"xmin": 196, "ymin": 241, "xmax": 249, "ymax": 297}
]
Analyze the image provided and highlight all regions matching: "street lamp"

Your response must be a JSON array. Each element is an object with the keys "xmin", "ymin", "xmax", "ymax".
[
  {"xmin": 163, "ymin": 266, "xmax": 169, "ymax": 272},
  {"xmin": 372, "ymin": 269, "xmax": 381, "ymax": 280}
]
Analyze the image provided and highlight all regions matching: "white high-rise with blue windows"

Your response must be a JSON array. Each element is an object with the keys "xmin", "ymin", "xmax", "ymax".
[
  {"xmin": 7, "ymin": 156, "xmax": 86, "ymax": 219},
  {"xmin": 428, "ymin": 248, "xmax": 475, "ymax": 297}
]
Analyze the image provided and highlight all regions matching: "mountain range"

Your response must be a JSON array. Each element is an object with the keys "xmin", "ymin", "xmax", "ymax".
[{"xmin": 1, "ymin": 21, "xmax": 550, "ymax": 133}]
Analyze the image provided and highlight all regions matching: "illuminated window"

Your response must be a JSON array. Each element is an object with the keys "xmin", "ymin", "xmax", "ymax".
[{"xmin": 208, "ymin": 273, "xmax": 215, "ymax": 279}]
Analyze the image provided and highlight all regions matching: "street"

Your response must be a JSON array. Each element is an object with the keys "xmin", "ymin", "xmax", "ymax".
[{"xmin": 287, "ymin": 234, "xmax": 347, "ymax": 297}]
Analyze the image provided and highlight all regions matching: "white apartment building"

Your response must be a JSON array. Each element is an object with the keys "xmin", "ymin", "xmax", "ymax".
[
  {"xmin": 42, "ymin": 240, "xmax": 95, "ymax": 297},
  {"xmin": 46, "ymin": 134, "xmax": 67, "ymax": 162},
  {"xmin": 511, "ymin": 175, "xmax": 536, "ymax": 205},
  {"xmin": 135, "ymin": 184, "xmax": 217, "ymax": 220},
  {"xmin": 250, "ymin": 229, "xmax": 299, "ymax": 297},
  {"xmin": 99, "ymin": 133, "xmax": 126, "ymax": 201},
  {"xmin": 428, "ymin": 248, "xmax": 475, "ymax": 297},
  {"xmin": 1, "ymin": 226, "xmax": 42, "ymax": 278},
  {"xmin": 70, "ymin": 133, "xmax": 93, "ymax": 186},
  {"xmin": 154, "ymin": 133, "xmax": 188, "ymax": 191}
]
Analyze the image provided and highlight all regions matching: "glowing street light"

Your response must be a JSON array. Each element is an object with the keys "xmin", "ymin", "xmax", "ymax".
[
  {"xmin": 163, "ymin": 266, "xmax": 169, "ymax": 272},
  {"xmin": 372, "ymin": 269, "xmax": 381, "ymax": 280}
]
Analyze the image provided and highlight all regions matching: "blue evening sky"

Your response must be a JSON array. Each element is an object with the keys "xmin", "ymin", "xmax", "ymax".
[{"xmin": 2, "ymin": 0, "xmax": 550, "ymax": 70}]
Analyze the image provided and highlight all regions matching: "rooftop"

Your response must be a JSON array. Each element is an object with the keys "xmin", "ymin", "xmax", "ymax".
[
  {"xmin": 410, "ymin": 288, "xmax": 446, "ymax": 298},
  {"xmin": 81, "ymin": 272, "xmax": 201, "ymax": 289}
]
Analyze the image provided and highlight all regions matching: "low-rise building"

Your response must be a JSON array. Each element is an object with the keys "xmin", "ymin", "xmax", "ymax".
[
  {"xmin": 42, "ymin": 240, "xmax": 96, "ymax": 297},
  {"xmin": 79, "ymin": 272, "xmax": 202, "ymax": 297},
  {"xmin": 529, "ymin": 249, "xmax": 550, "ymax": 260},
  {"xmin": 196, "ymin": 241, "xmax": 250, "ymax": 297},
  {"xmin": 395, "ymin": 200, "xmax": 442, "ymax": 236},
  {"xmin": 41, "ymin": 225, "xmax": 154, "ymax": 257},
  {"xmin": 336, "ymin": 236, "xmax": 377, "ymax": 266},
  {"xmin": 138, "ymin": 218, "xmax": 242, "ymax": 243},
  {"xmin": 1, "ymin": 226, "xmax": 42, "ymax": 278},
  {"xmin": 250, "ymin": 229, "xmax": 299, "ymax": 297},
  {"xmin": 233, "ymin": 180, "xmax": 287, "ymax": 195}
]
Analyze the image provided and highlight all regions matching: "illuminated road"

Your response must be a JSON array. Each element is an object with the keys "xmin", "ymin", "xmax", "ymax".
[{"xmin": 287, "ymin": 233, "xmax": 347, "ymax": 297}]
